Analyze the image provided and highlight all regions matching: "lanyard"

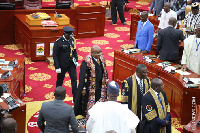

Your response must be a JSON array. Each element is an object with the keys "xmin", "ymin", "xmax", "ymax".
[{"xmin": 196, "ymin": 39, "xmax": 200, "ymax": 51}]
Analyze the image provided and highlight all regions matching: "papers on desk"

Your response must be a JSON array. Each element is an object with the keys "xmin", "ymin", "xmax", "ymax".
[
  {"xmin": 0, "ymin": 66, "xmax": 13, "ymax": 70},
  {"xmin": 0, "ymin": 98, "xmax": 3, "ymax": 102},
  {"xmin": 1, "ymin": 93, "xmax": 11, "ymax": 99},
  {"xmin": 175, "ymin": 70, "xmax": 191, "ymax": 75},
  {"xmin": 0, "ymin": 61, "xmax": 10, "ymax": 65},
  {"xmin": 189, "ymin": 78, "xmax": 200, "ymax": 84}
]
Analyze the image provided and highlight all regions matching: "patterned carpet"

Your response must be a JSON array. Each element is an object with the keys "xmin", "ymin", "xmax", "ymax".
[{"xmin": 0, "ymin": 0, "xmax": 184, "ymax": 132}]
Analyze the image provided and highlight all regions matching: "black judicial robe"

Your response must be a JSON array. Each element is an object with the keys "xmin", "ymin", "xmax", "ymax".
[
  {"xmin": 74, "ymin": 58, "xmax": 105, "ymax": 117},
  {"xmin": 141, "ymin": 90, "xmax": 171, "ymax": 133}
]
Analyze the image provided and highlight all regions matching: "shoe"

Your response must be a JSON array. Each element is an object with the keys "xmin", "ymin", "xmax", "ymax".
[
  {"xmin": 110, "ymin": 22, "xmax": 116, "ymax": 25},
  {"xmin": 122, "ymin": 22, "xmax": 126, "ymax": 25}
]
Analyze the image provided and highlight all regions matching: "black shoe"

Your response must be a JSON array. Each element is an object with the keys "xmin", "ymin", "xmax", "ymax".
[
  {"xmin": 110, "ymin": 22, "xmax": 116, "ymax": 25},
  {"xmin": 122, "ymin": 22, "xmax": 126, "ymax": 25}
]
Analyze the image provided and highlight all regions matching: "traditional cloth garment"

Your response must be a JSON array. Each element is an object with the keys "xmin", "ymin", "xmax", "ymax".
[
  {"xmin": 183, "ymin": 11, "xmax": 200, "ymax": 37},
  {"xmin": 121, "ymin": 73, "xmax": 150, "ymax": 133},
  {"xmin": 74, "ymin": 53, "xmax": 108, "ymax": 120},
  {"xmin": 171, "ymin": 0, "xmax": 187, "ymax": 20},
  {"xmin": 86, "ymin": 101, "xmax": 139, "ymax": 133},
  {"xmin": 140, "ymin": 88, "xmax": 171, "ymax": 133},
  {"xmin": 158, "ymin": 9, "xmax": 177, "ymax": 29},
  {"xmin": 181, "ymin": 35, "xmax": 200, "ymax": 74}
]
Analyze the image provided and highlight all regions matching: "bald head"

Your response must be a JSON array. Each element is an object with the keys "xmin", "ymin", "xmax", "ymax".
[
  {"xmin": 1, "ymin": 118, "xmax": 17, "ymax": 133},
  {"xmin": 136, "ymin": 64, "xmax": 147, "ymax": 79},
  {"xmin": 168, "ymin": 17, "xmax": 177, "ymax": 27},
  {"xmin": 54, "ymin": 86, "xmax": 66, "ymax": 100},
  {"xmin": 140, "ymin": 11, "xmax": 148, "ymax": 22},
  {"xmin": 151, "ymin": 78, "xmax": 164, "ymax": 93},
  {"xmin": 91, "ymin": 45, "xmax": 102, "ymax": 59}
]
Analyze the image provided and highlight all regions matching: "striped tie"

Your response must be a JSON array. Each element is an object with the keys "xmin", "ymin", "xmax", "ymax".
[
  {"xmin": 139, "ymin": 80, "xmax": 143, "ymax": 94},
  {"xmin": 157, "ymin": 93, "xmax": 164, "ymax": 111}
]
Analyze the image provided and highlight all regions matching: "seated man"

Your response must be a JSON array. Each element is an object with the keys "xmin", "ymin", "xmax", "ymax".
[
  {"xmin": 86, "ymin": 81, "xmax": 139, "ymax": 133},
  {"xmin": 135, "ymin": 11, "xmax": 154, "ymax": 54},
  {"xmin": 37, "ymin": 86, "xmax": 79, "ymax": 133},
  {"xmin": 1, "ymin": 118, "xmax": 17, "ymax": 133},
  {"xmin": 158, "ymin": 2, "xmax": 177, "ymax": 29},
  {"xmin": 141, "ymin": 78, "xmax": 171, "ymax": 133},
  {"xmin": 181, "ymin": 25, "xmax": 200, "ymax": 75}
]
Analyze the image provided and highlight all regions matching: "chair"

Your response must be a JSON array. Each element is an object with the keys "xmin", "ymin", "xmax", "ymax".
[
  {"xmin": 56, "ymin": 0, "xmax": 74, "ymax": 7},
  {"xmin": 0, "ymin": 0, "xmax": 15, "ymax": 10},
  {"xmin": 23, "ymin": 0, "xmax": 42, "ymax": 9}
]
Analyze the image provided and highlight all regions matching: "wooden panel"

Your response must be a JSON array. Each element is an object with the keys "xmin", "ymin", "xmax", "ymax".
[{"xmin": 77, "ymin": 18, "xmax": 97, "ymax": 34}]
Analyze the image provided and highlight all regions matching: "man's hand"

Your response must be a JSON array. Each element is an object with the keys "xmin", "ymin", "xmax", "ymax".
[
  {"xmin": 141, "ymin": 50, "xmax": 148, "ymax": 54},
  {"xmin": 181, "ymin": 64, "xmax": 186, "ymax": 71},
  {"xmin": 165, "ymin": 120, "xmax": 170, "ymax": 126},
  {"xmin": 56, "ymin": 68, "xmax": 61, "ymax": 73},
  {"xmin": 4, "ymin": 112, "xmax": 12, "ymax": 118},
  {"xmin": 82, "ymin": 89, "xmax": 86, "ymax": 97},
  {"xmin": 157, "ymin": 14, "xmax": 161, "ymax": 17}
]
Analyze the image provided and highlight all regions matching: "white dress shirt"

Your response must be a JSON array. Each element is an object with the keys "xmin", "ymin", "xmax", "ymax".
[{"xmin": 158, "ymin": 9, "xmax": 177, "ymax": 29}]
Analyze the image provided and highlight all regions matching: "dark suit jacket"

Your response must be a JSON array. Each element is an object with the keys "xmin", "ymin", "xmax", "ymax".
[
  {"xmin": 157, "ymin": 26, "xmax": 185, "ymax": 61},
  {"xmin": 37, "ymin": 99, "xmax": 79, "ymax": 133}
]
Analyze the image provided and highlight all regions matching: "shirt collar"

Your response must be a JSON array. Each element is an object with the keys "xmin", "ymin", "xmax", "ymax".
[
  {"xmin": 54, "ymin": 99, "xmax": 64, "ymax": 103},
  {"xmin": 152, "ymin": 89, "xmax": 159, "ymax": 97},
  {"xmin": 135, "ymin": 73, "xmax": 143, "ymax": 82}
]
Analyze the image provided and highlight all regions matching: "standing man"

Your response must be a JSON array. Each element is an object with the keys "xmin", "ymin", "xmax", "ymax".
[
  {"xmin": 149, "ymin": 0, "xmax": 167, "ymax": 16},
  {"xmin": 121, "ymin": 64, "xmax": 151, "ymax": 133},
  {"xmin": 158, "ymin": 2, "xmax": 177, "ymax": 30},
  {"xmin": 74, "ymin": 45, "xmax": 108, "ymax": 120},
  {"xmin": 183, "ymin": 2, "xmax": 200, "ymax": 37},
  {"xmin": 181, "ymin": 25, "xmax": 200, "ymax": 75},
  {"xmin": 110, "ymin": 0, "xmax": 126, "ymax": 25},
  {"xmin": 87, "ymin": 81, "xmax": 139, "ymax": 133},
  {"xmin": 157, "ymin": 17, "xmax": 185, "ymax": 63},
  {"xmin": 171, "ymin": 0, "xmax": 187, "ymax": 20},
  {"xmin": 53, "ymin": 26, "xmax": 78, "ymax": 103},
  {"xmin": 37, "ymin": 86, "xmax": 79, "ymax": 133},
  {"xmin": 141, "ymin": 78, "xmax": 171, "ymax": 133},
  {"xmin": 135, "ymin": 11, "xmax": 154, "ymax": 54}
]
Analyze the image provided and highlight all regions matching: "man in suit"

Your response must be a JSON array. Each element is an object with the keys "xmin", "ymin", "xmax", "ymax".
[
  {"xmin": 135, "ymin": 11, "xmax": 154, "ymax": 54},
  {"xmin": 1, "ymin": 118, "xmax": 17, "ymax": 133},
  {"xmin": 37, "ymin": 86, "xmax": 79, "ymax": 133},
  {"xmin": 74, "ymin": 45, "xmax": 108, "ymax": 120},
  {"xmin": 121, "ymin": 64, "xmax": 151, "ymax": 133},
  {"xmin": 157, "ymin": 17, "xmax": 185, "ymax": 63},
  {"xmin": 141, "ymin": 78, "xmax": 171, "ymax": 133},
  {"xmin": 53, "ymin": 26, "xmax": 78, "ymax": 103},
  {"xmin": 149, "ymin": 0, "xmax": 167, "ymax": 16}
]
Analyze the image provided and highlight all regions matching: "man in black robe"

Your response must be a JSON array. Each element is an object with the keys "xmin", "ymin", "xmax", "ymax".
[
  {"xmin": 74, "ymin": 45, "xmax": 108, "ymax": 119},
  {"xmin": 141, "ymin": 78, "xmax": 171, "ymax": 133},
  {"xmin": 121, "ymin": 64, "xmax": 151, "ymax": 133}
]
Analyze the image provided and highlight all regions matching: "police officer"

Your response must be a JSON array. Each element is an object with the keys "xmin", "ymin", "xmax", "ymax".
[{"xmin": 53, "ymin": 26, "xmax": 78, "ymax": 103}]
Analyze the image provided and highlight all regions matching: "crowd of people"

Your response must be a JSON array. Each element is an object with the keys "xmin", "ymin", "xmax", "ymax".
[
  {"xmin": 36, "ymin": 1, "xmax": 200, "ymax": 131},
  {"xmin": 1, "ymin": 1, "xmax": 199, "ymax": 132}
]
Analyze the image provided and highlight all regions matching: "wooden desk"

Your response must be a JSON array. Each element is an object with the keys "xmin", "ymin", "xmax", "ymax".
[
  {"xmin": 0, "ymin": 57, "xmax": 25, "ymax": 98},
  {"xmin": 15, "ymin": 14, "xmax": 74, "ymax": 61},
  {"xmin": 0, "ymin": 57, "xmax": 26, "ymax": 133},
  {"xmin": 0, "ymin": 6, "xmax": 106, "ymax": 45},
  {"xmin": 113, "ymin": 50, "xmax": 200, "ymax": 125},
  {"xmin": 184, "ymin": 105, "xmax": 200, "ymax": 133}
]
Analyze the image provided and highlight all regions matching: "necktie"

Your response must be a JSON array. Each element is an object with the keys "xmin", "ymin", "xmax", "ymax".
[
  {"xmin": 157, "ymin": 93, "xmax": 164, "ymax": 111},
  {"xmin": 140, "ymin": 23, "xmax": 143, "ymax": 31},
  {"xmin": 139, "ymin": 80, "xmax": 143, "ymax": 94}
]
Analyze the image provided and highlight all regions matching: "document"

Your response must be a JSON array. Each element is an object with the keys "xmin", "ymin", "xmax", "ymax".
[{"xmin": 189, "ymin": 78, "xmax": 200, "ymax": 84}]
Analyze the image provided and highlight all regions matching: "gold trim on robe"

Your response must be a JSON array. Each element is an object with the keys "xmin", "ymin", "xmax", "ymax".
[{"xmin": 145, "ymin": 109, "xmax": 157, "ymax": 121}]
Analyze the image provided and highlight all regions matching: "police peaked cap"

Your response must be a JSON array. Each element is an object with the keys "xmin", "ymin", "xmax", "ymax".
[{"xmin": 63, "ymin": 26, "xmax": 75, "ymax": 34}]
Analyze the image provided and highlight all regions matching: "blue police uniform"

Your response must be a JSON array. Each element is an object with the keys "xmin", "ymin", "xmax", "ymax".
[{"xmin": 53, "ymin": 26, "xmax": 78, "ymax": 102}]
